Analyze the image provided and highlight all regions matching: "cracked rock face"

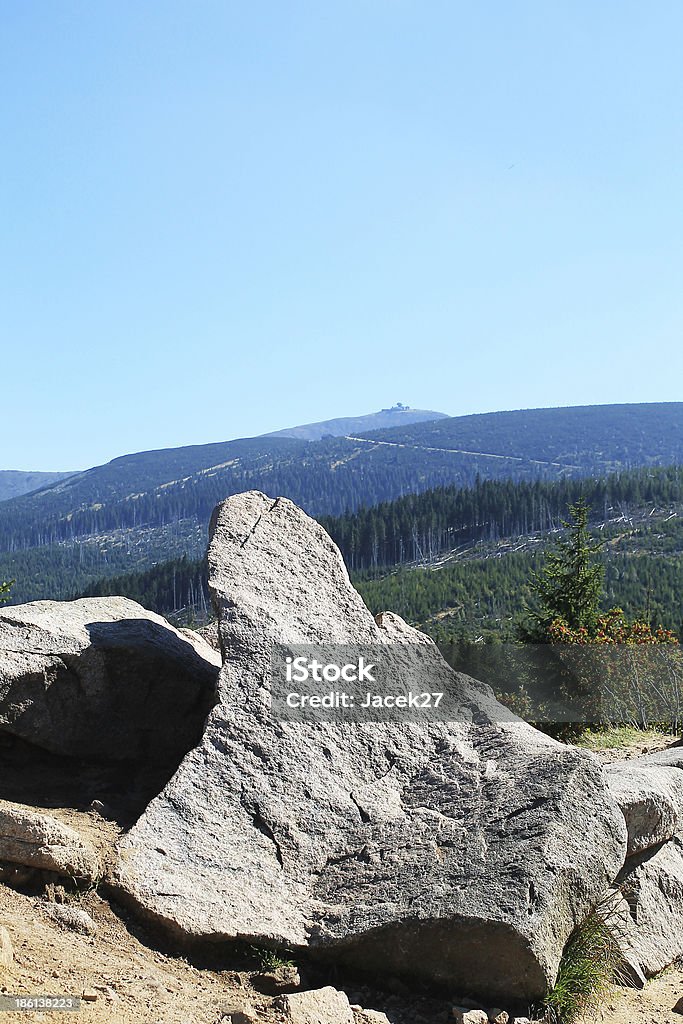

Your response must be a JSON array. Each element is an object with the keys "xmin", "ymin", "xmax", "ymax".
[
  {"xmin": 113, "ymin": 490, "xmax": 627, "ymax": 1003},
  {"xmin": 0, "ymin": 597, "xmax": 220, "ymax": 765}
]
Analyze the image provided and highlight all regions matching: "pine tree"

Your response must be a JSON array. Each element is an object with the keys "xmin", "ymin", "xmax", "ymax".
[{"xmin": 521, "ymin": 498, "xmax": 604, "ymax": 641}]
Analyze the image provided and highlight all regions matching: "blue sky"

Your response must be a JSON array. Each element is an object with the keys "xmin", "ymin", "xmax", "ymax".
[{"xmin": 2, "ymin": 1, "xmax": 682, "ymax": 470}]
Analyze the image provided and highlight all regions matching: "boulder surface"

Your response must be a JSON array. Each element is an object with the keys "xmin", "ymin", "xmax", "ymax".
[
  {"xmin": 113, "ymin": 491, "xmax": 627, "ymax": 1002},
  {"xmin": 605, "ymin": 761, "xmax": 683, "ymax": 855},
  {"xmin": 0, "ymin": 800, "xmax": 100, "ymax": 881},
  {"xmin": 610, "ymin": 836, "xmax": 683, "ymax": 979},
  {"xmin": 0, "ymin": 597, "xmax": 219, "ymax": 765}
]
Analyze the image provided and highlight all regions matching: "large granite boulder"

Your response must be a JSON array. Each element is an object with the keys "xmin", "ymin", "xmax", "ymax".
[
  {"xmin": 0, "ymin": 597, "xmax": 220, "ymax": 766},
  {"xmin": 113, "ymin": 491, "xmax": 627, "ymax": 1003}
]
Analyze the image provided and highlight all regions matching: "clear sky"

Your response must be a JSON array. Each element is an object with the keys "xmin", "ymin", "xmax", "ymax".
[{"xmin": 2, "ymin": 1, "xmax": 682, "ymax": 470}]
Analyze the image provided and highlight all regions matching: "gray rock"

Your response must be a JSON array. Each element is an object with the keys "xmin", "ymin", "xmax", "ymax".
[
  {"xmin": 453, "ymin": 1012, "xmax": 488, "ymax": 1024},
  {"xmin": 43, "ymin": 903, "xmax": 98, "ymax": 935},
  {"xmin": 0, "ymin": 597, "xmax": 220, "ymax": 765},
  {"xmin": 0, "ymin": 924, "xmax": 12, "ymax": 969},
  {"xmin": 0, "ymin": 800, "xmax": 100, "ymax": 881},
  {"xmin": 352, "ymin": 1011, "xmax": 392, "ymax": 1024},
  {"xmin": 279, "ymin": 987, "xmax": 354, "ymax": 1024},
  {"xmin": 253, "ymin": 965, "xmax": 301, "ymax": 994},
  {"xmin": 610, "ymin": 835, "xmax": 683, "ymax": 979},
  {"xmin": 488, "ymin": 1010, "xmax": 509, "ymax": 1024},
  {"xmin": 631, "ymin": 746, "xmax": 683, "ymax": 769},
  {"xmin": 218, "ymin": 1007, "xmax": 258, "ymax": 1024},
  {"xmin": 605, "ymin": 761, "xmax": 683, "ymax": 854},
  {"xmin": 113, "ymin": 491, "xmax": 627, "ymax": 1003}
]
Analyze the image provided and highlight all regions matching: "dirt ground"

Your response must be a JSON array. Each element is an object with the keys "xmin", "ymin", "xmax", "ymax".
[{"xmin": 1, "ymin": 880, "xmax": 283, "ymax": 1024}]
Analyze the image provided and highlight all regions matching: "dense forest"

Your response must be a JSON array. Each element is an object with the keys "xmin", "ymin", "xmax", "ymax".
[
  {"xmin": 320, "ymin": 465, "xmax": 683, "ymax": 570},
  {"xmin": 3, "ymin": 404, "xmax": 683, "ymax": 577},
  {"xmin": 77, "ymin": 464, "xmax": 683, "ymax": 647}
]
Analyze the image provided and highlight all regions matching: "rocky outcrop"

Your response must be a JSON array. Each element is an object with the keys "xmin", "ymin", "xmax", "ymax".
[
  {"xmin": 0, "ymin": 800, "xmax": 100, "ymax": 882},
  {"xmin": 0, "ymin": 597, "xmax": 220, "ymax": 766},
  {"xmin": 113, "ymin": 491, "xmax": 627, "ymax": 1003},
  {"xmin": 610, "ymin": 836, "xmax": 683, "ymax": 980},
  {"xmin": 604, "ymin": 746, "xmax": 683, "ymax": 982},
  {"xmin": 605, "ymin": 761, "xmax": 683, "ymax": 855}
]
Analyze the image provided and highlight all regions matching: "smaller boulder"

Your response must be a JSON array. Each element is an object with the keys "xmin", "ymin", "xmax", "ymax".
[
  {"xmin": 610, "ymin": 836, "xmax": 683, "ymax": 979},
  {"xmin": 453, "ymin": 1011, "xmax": 488, "ymax": 1024},
  {"xmin": 605, "ymin": 762, "xmax": 683, "ymax": 855},
  {"xmin": 252, "ymin": 965, "xmax": 301, "ymax": 994},
  {"xmin": 352, "ymin": 1011, "xmax": 392, "ymax": 1024},
  {"xmin": 43, "ymin": 903, "xmax": 97, "ymax": 936},
  {"xmin": 0, "ymin": 800, "xmax": 100, "ymax": 881},
  {"xmin": 219, "ymin": 1007, "xmax": 258, "ymax": 1024},
  {"xmin": 632, "ymin": 747, "xmax": 683, "ymax": 769},
  {"xmin": 279, "ymin": 987, "xmax": 354, "ymax": 1024}
]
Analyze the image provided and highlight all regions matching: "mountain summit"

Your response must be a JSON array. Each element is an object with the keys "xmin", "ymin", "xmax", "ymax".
[{"xmin": 261, "ymin": 405, "xmax": 448, "ymax": 441}]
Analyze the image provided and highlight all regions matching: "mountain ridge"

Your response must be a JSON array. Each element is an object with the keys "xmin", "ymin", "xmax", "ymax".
[
  {"xmin": 3, "ymin": 401, "xmax": 683, "ymax": 605},
  {"xmin": 0, "ymin": 470, "xmax": 76, "ymax": 503}
]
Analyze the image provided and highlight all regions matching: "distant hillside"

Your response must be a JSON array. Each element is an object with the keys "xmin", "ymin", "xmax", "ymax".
[
  {"xmin": 262, "ymin": 405, "xmax": 448, "ymax": 441},
  {"xmin": 357, "ymin": 402, "xmax": 683, "ymax": 473},
  {"xmin": 0, "ymin": 470, "xmax": 75, "ymax": 502},
  {"xmin": 3, "ymin": 402, "xmax": 683, "ymax": 604},
  {"xmin": 80, "ymin": 463, "xmax": 683, "ymax": 643}
]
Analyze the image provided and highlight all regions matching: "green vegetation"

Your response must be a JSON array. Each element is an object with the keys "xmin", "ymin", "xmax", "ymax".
[
  {"xmin": 249, "ymin": 946, "xmax": 296, "ymax": 970},
  {"xmin": 80, "ymin": 555, "xmax": 209, "ymax": 621},
  {"xmin": 0, "ymin": 578, "xmax": 12, "ymax": 603},
  {"xmin": 508, "ymin": 499, "xmax": 681, "ymax": 732},
  {"xmin": 72, "ymin": 466, "xmax": 683, "ymax": 645},
  {"xmin": 3, "ymin": 404, "xmax": 683, "ymax": 606},
  {"xmin": 521, "ymin": 498, "xmax": 604, "ymax": 640},
  {"xmin": 542, "ymin": 899, "xmax": 625, "ymax": 1024},
  {"xmin": 574, "ymin": 725, "xmax": 669, "ymax": 750},
  {"xmin": 323, "ymin": 464, "xmax": 683, "ymax": 572}
]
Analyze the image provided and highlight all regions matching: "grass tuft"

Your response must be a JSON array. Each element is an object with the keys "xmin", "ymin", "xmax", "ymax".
[
  {"xmin": 542, "ymin": 899, "xmax": 625, "ymax": 1024},
  {"xmin": 250, "ymin": 946, "xmax": 296, "ymax": 970}
]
